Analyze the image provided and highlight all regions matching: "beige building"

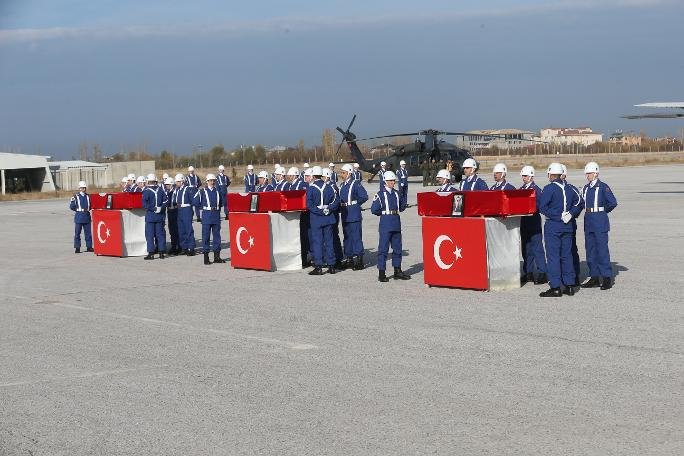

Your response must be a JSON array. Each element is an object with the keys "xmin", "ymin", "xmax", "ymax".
[
  {"xmin": 539, "ymin": 127, "xmax": 603, "ymax": 146},
  {"xmin": 456, "ymin": 129, "xmax": 535, "ymax": 151}
]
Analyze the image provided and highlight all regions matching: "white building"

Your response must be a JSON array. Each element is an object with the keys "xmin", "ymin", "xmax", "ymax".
[
  {"xmin": 0, "ymin": 152, "xmax": 56, "ymax": 195},
  {"xmin": 539, "ymin": 127, "xmax": 603, "ymax": 146},
  {"xmin": 456, "ymin": 129, "xmax": 535, "ymax": 151}
]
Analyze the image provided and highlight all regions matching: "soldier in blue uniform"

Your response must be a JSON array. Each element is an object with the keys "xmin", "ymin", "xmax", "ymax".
[
  {"xmin": 164, "ymin": 177, "xmax": 180, "ymax": 255},
  {"xmin": 435, "ymin": 169, "xmax": 458, "ymax": 192},
  {"xmin": 490, "ymin": 163, "xmax": 516, "ymax": 190},
  {"xmin": 288, "ymin": 167, "xmax": 307, "ymax": 191},
  {"xmin": 244, "ymin": 165, "xmax": 256, "ymax": 192},
  {"xmin": 538, "ymin": 163, "xmax": 581, "ymax": 297},
  {"xmin": 255, "ymin": 171, "xmax": 274, "ymax": 192},
  {"xmin": 306, "ymin": 166, "xmax": 340, "ymax": 275},
  {"xmin": 353, "ymin": 163, "xmax": 362, "ymax": 181},
  {"xmin": 580, "ymin": 162, "xmax": 618, "ymax": 290},
  {"xmin": 397, "ymin": 160, "xmax": 409, "ymax": 207},
  {"xmin": 561, "ymin": 164, "xmax": 584, "ymax": 287},
  {"xmin": 174, "ymin": 173, "xmax": 196, "ymax": 256},
  {"xmin": 185, "ymin": 166, "xmax": 202, "ymax": 222},
  {"xmin": 124, "ymin": 174, "xmax": 135, "ymax": 192},
  {"xmin": 142, "ymin": 174, "xmax": 168, "ymax": 260},
  {"xmin": 339, "ymin": 164, "xmax": 369, "ymax": 270},
  {"xmin": 459, "ymin": 158, "xmax": 488, "ymax": 191},
  {"xmin": 300, "ymin": 168, "xmax": 314, "ymax": 266},
  {"xmin": 271, "ymin": 164, "xmax": 281, "ymax": 187},
  {"xmin": 193, "ymin": 173, "xmax": 226, "ymax": 265},
  {"xmin": 131, "ymin": 176, "xmax": 146, "ymax": 192},
  {"xmin": 120, "ymin": 177, "xmax": 129, "ymax": 192},
  {"xmin": 519, "ymin": 166, "xmax": 547, "ymax": 285},
  {"xmin": 323, "ymin": 168, "xmax": 343, "ymax": 267},
  {"xmin": 328, "ymin": 163, "xmax": 338, "ymax": 185},
  {"xmin": 69, "ymin": 181, "xmax": 93, "ymax": 253},
  {"xmin": 377, "ymin": 161, "xmax": 388, "ymax": 190},
  {"xmin": 371, "ymin": 171, "xmax": 410, "ymax": 282},
  {"xmin": 272, "ymin": 166, "xmax": 287, "ymax": 191},
  {"xmin": 216, "ymin": 165, "xmax": 231, "ymax": 218}
]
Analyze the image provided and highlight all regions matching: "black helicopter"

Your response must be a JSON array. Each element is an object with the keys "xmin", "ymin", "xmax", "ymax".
[{"xmin": 335, "ymin": 115, "xmax": 537, "ymax": 183}]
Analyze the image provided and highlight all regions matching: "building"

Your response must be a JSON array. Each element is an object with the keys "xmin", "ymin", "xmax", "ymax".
[
  {"xmin": 609, "ymin": 130, "xmax": 642, "ymax": 147},
  {"xmin": 455, "ymin": 129, "xmax": 535, "ymax": 151},
  {"xmin": 539, "ymin": 127, "xmax": 603, "ymax": 146},
  {"xmin": 0, "ymin": 152, "xmax": 56, "ymax": 195},
  {"xmin": 50, "ymin": 160, "xmax": 108, "ymax": 191}
]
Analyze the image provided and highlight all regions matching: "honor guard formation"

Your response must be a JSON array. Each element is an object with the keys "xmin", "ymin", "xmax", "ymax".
[{"xmin": 73, "ymin": 160, "xmax": 617, "ymax": 294}]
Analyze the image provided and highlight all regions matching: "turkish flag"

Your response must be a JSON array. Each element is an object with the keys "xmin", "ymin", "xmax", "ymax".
[
  {"xmin": 92, "ymin": 209, "xmax": 123, "ymax": 257},
  {"xmin": 422, "ymin": 216, "xmax": 489, "ymax": 290},
  {"xmin": 229, "ymin": 213, "xmax": 272, "ymax": 271}
]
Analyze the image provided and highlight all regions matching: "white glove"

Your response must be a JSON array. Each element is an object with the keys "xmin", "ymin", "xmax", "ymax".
[
  {"xmin": 323, "ymin": 208, "xmax": 330, "ymax": 216},
  {"xmin": 561, "ymin": 211, "xmax": 572, "ymax": 223},
  {"xmin": 155, "ymin": 207, "xmax": 162, "ymax": 214}
]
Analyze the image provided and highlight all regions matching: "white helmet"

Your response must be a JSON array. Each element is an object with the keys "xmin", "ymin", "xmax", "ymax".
[
  {"xmin": 247, "ymin": 164, "xmax": 254, "ymax": 170},
  {"xmin": 311, "ymin": 166, "xmax": 323, "ymax": 176},
  {"xmin": 584, "ymin": 162, "xmax": 600, "ymax": 174},
  {"xmin": 561, "ymin": 164, "xmax": 568, "ymax": 176},
  {"xmin": 303, "ymin": 162, "xmax": 310, "ymax": 168},
  {"xmin": 188, "ymin": 166, "xmax": 195, "ymax": 172},
  {"xmin": 218, "ymin": 165, "xmax": 225, "ymax": 171},
  {"xmin": 175, "ymin": 173, "xmax": 184, "ymax": 182},
  {"xmin": 399, "ymin": 160, "xmax": 406, "ymax": 165},
  {"xmin": 493, "ymin": 163, "xmax": 507, "ymax": 174},
  {"xmin": 547, "ymin": 162, "xmax": 564, "ymax": 175},
  {"xmin": 275, "ymin": 166, "xmax": 286, "ymax": 175},
  {"xmin": 147, "ymin": 174, "xmax": 157, "ymax": 182},
  {"xmin": 121, "ymin": 177, "xmax": 128, "ymax": 183},
  {"xmin": 127, "ymin": 173, "xmax": 135, "ymax": 180},
  {"xmin": 286, "ymin": 167, "xmax": 299, "ymax": 176},
  {"xmin": 329, "ymin": 162, "xmax": 335, "ymax": 168},
  {"xmin": 304, "ymin": 168, "xmax": 314, "ymax": 176},
  {"xmin": 520, "ymin": 165, "xmax": 535, "ymax": 177},
  {"xmin": 380, "ymin": 161, "xmax": 387, "ymax": 167},
  {"xmin": 462, "ymin": 158, "xmax": 478, "ymax": 169},
  {"xmin": 78, "ymin": 181, "xmax": 87, "ymax": 188},
  {"xmin": 275, "ymin": 163, "xmax": 281, "ymax": 169},
  {"xmin": 341, "ymin": 164, "xmax": 354, "ymax": 173},
  {"xmin": 136, "ymin": 176, "xmax": 146, "ymax": 184},
  {"xmin": 383, "ymin": 171, "xmax": 397, "ymax": 181},
  {"xmin": 257, "ymin": 171, "xmax": 269, "ymax": 179},
  {"xmin": 162, "ymin": 173, "xmax": 169, "ymax": 180},
  {"xmin": 353, "ymin": 163, "xmax": 360, "ymax": 168},
  {"xmin": 206, "ymin": 173, "xmax": 217, "ymax": 181},
  {"xmin": 322, "ymin": 168, "xmax": 332, "ymax": 178},
  {"xmin": 436, "ymin": 169, "xmax": 451, "ymax": 180},
  {"xmin": 164, "ymin": 177, "xmax": 174, "ymax": 185}
]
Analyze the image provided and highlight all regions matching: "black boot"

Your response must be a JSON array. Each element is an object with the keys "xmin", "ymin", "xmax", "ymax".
[
  {"xmin": 353, "ymin": 256, "xmax": 365, "ymax": 271},
  {"xmin": 533, "ymin": 273, "xmax": 548, "ymax": 285},
  {"xmin": 186, "ymin": 249, "xmax": 196, "ymax": 256},
  {"xmin": 327, "ymin": 266, "xmax": 337, "ymax": 274},
  {"xmin": 600, "ymin": 277, "xmax": 613, "ymax": 290},
  {"xmin": 86, "ymin": 247, "xmax": 94, "ymax": 252},
  {"xmin": 213, "ymin": 251, "xmax": 226, "ymax": 263},
  {"xmin": 74, "ymin": 248, "xmax": 80, "ymax": 254},
  {"xmin": 539, "ymin": 287, "xmax": 562, "ymax": 297},
  {"xmin": 144, "ymin": 253, "xmax": 154, "ymax": 260},
  {"xmin": 308, "ymin": 266, "xmax": 324, "ymax": 275},
  {"xmin": 339, "ymin": 258, "xmax": 352, "ymax": 270},
  {"xmin": 581, "ymin": 277, "xmax": 601, "ymax": 288},
  {"xmin": 563, "ymin": 285, "xmax": 578, "ymax": 296},
  {"xmin": 203, "ymin": 252, "xmax": 211, "ymax": 265},
  {"xmin": 378, "ymin": 270, "xmax": 389, "ymax": 282},
  {"xmin": 159, "ymin": 252, "xmax": 165, "ymax": 259},
  {"xmin": 521, "ymin": 272, "xmax": 534, "ymax": 285},
  {"xmin": 393, "ymin": 267, "xmax": 411, "ymax": 280}
]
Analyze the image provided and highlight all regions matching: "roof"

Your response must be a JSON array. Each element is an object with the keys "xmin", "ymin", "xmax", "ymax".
[
  {"xmin": 465, "ymin": 129, "xmax": 534, "ymax": 135},
  {"xmin": 0, "ymin": 152, "xmax": 52, "ymax": 170},
  {"xmin": 48, "ymin": 160, "xmax": 105, "ymax": 169}
]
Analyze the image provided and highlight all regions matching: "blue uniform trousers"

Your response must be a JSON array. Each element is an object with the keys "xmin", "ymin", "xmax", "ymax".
[
  {"xmin": 311, "ymin": 224, "xmax": 335, "ymax": 267},
  {"xmin": 342, "ymin": 221, "xmax": 363, "ymax": 257},
  {"xmin": 544, "ymin": 229, "xmax": 575, "ymax": 288},
  {"xmin": 521, "ymin": 232, "xmax": 546, "ymax": 274},
  {"xmin": 585, "ymin": 231, "xmax": 612, "ymax": 278},
  {"xmin": 378, "ymin": 230, "xmax": 402, "ymax": 271},
  {"xmin": 201, "ymin": 221, "xmax": 221, "ymax": 253},
  {"xmin": 332, "ymin": 214, "xmax": 343, "ymax": 262},
  {"xmin": 300, "ymin": 212, "xmax": 311, "ymax": 263},
  {"xmin": 145, "ymin": 220, "xmax": 166, "ymax": 253},
  {"xmin": 74, "ymin": 222, "xmax": 92, "ymax": 249},
  {"xmin": 177, "ymin": 207, "xmax": 196, "ymax": 250},
  {"xmin": 571, "ymin": 224, "xmax": 580, "ymax": 282},
  {"xmin": 399, "ymin": 185, "xmax": 408, "ymax": 207},
  {"xmin": 167, "ymin": 209, "xmax": 179, "ymax": 249}
]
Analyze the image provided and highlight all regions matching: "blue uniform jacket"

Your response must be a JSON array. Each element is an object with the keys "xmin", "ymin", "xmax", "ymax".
[
  {"xmin": 166, "ymin": 188, "xmax": 178, "ymax": 210},
  {"xmin": 244, "ymin": 173, "xmax": 256, "ymax": 192},
  {"xmin": 273, "ymin": 180, "xmax": 287, "ymax": 192},
  {"xmin": 490, "ymin": 180, "xmax": 516, "ymax": 190},
  {"xmin": 371, "ymin": 187, "xmax": 406, "ymax": 232},
  {"xmin": 437, "ymin": 183, "xmax": 457, "ymax": 192},
  {"xmin": 330, "ymin": 171, "xmax": 338, "ymax": 185},
  {"xmin": 397, "ymin": 167, "xmax": 409, "ymax": 188},
  {"xmin": 216, "ymin": 173, "xmax": 231, "ymax": 193},
  {"xmin": 539, "ymin": 179, "xmax": 581, "ymax": 233},
  {"xmin": 130, "ymin": 186, "xmax": 143, "ymax": 193},
  {"xmin": 520, "ymin": 181, "xmax": 543, "ymax": 234},
  {"xmin": 306, "ymin": 180, "xmax": 339, "ymax": 227},
  {"xmin": 287, "ymin": 180, "xmax": 308, "ymax": 191},
  {"xmin": 142, "ymin": 185, "xmax": 168, "ymax": 222},
  {"xmin": 69, "ymin": 192, "xmax": 91, "ymax": 223},
  {"xmin": 192, "ymin": 187, "xmax": 223, "ymax": 223},
  {"xmin": 256, "ymin": 183, "xmax": 274, "ymax": 192},
  {"xmin": 378, "ymin": 169, "xmax": 387, "ymax": 189},
  {"xmin": 339, "ymin": 179, "xmax": 369, "ymax": 223},
  {"xmin": 353, "ymin": 170, "xmax": 362, "ymax": 181},
  {"xmin": 185, "ymin": 174, "xmax": 202, "ymax": 189},
  {"xmin": 459, "ymin": 174, "xmax": 488, "ymax": 191},
  {"xmin": 582, "ymin": 179, "xmax": 617, "ymax": 232},
  {"xmin": 175, "ymin": 184, "xmax": 195, "ymax": 208}
]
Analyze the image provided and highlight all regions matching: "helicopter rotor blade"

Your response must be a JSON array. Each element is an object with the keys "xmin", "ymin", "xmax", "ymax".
[
  {"xmin": 354, "ymin": 132, "xmax": 419, "ymax": 141},
  {"xmin": 346, "ymin": 114, "xmax": 357, "ymax": 132},
  {"xmin": 441, "ymin": 132, "xmax": 546, "ymax": 143}
]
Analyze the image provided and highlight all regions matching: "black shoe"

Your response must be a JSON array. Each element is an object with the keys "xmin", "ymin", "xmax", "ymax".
[
  {"xmin": 539, "ymin": 287, "xmax": 562, "ymax": 297},
  {"xmin": 75, "ymin": 248, "xmax": 80, "ymax": 254},
  {"xmin": 169, "ymin": 248, "xmax": 178, "ymax": 256},
  {"xmin": 339, "ymin": 259, "xmax": 352, "ymax": 270},
  {"xmin": 86, "ymin": 247, "xmax": 94, "ymax": 252},
  {"xmin": 581, "ymin": 277, "xmax": 601, "ymax": 288},
  {"xmin": 352, "ymin": 256, "xmax": 365, "ymax": 271},
  {"xmin": 563, "ymin": 285, "xmax": 577, "ymax": 296},
  {"xmin": 393, "ymin": 267, "xmax": 411, "ymax": 280},
  {"xmin": 213, "ymin": 251, "xmax": 226, "ymax": 264},
  {"xmin": 378, "ymin": 270, "xmax": 389, "ymax": 282},
  {"xmin": 144, "ymin": 253, "xmax": 154, "ymax": 260},
  {"xmin": 533, "ymin": 273, "xmax": 548, "ymax": 285},
  {"xmin": 308, "ymin": 266, "xmax": 324, "ymax": 275},
  {"xmin": 600, "ymin": 278, "xmax": 613, "ymax": 290},
  {"xmin": 159, "ymin": 253, "xmax": 165, "ymax": 259},
  {"xmin": 327, "ymin": 266, "xmax": 337, "ymax": 274},
  {"xmin": 186, "ymin": 249, "xmax": 196, "ymax": 256},
  {"xmin": 204, "ymin": 252, "xmax": 211, "ymax": 265},
  {"xmin": 521, "ymin": 272, "xmax": 534, "ymax": 285}
]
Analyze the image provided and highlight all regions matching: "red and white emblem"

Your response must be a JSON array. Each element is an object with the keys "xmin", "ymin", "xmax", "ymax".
[
  {"xmin": 92, "ymin": 210, "xmax": 123, "ymax": 257},
  {"xmin": 229, "ymin": 213, "xmax": 272, "ymax": 270}
]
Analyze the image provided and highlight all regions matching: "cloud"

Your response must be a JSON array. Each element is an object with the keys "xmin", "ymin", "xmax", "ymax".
[{"xmin": 0, "ymin": 0, "xmax": 677, "ymax": 45}]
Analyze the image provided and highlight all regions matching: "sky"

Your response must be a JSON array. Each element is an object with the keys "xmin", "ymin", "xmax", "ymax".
[{"xmin": 1, "ymin": 0, "xmax": 683, "ymax": 159}]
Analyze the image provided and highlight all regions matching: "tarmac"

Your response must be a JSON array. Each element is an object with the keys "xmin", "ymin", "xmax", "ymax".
[{"xmin": 1, "ymin": 164, "xmax": 682, "ymax": 455}]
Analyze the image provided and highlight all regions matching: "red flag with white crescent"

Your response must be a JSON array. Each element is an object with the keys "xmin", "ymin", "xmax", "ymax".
[
  {"xmin": 92, "ymin": 209, "xmax": 123, "ymax": 257},
  {"xmin": 229, "ymin": 213, "xmax": 272, "ymax": 271}
]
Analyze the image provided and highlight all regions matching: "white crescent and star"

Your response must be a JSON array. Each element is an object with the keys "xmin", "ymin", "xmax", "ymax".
[
  {"xmin": 433, "ymin": 235, "xmax": 463, "ymax": 270},
  {"xmin": 235, "ymin": 227, "xmax": 255, "ymax": 254},
  {"xmin": 96, "ymin": 221, "xmax": 111, "ymax": 244}
]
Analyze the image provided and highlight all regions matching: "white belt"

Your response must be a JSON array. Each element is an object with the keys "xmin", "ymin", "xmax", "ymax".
[
  {"xmin": 382, "ymin": 210, "xmax": 399, "ymax": 215},
  {"xmin": 586, "ymin": 207, "xmax": 605, "ymax": 213},
  {"xmin": 203, "ymin": 207, "xmax": 219, "ymax": 211},
  {"xmin": 342, "ymin": 200, "xmax": 358, "ymax": 206},
  {"xmin": 76, "ymin": 209, "xmax": 87, "ymax": 212},
  {"xmin": 180, "ymin": 204, "xmax": 192, "ymax": 208}
]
